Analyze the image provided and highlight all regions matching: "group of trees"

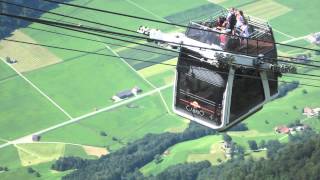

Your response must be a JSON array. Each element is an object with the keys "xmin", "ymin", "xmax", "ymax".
[
  {"xmin": 148, "ymin": 130, "xmax": 320, "ymax": 180},
  {"xmin": 51, "ymin": 121, "xmax": 320, "ymax": 180},
  {"xmin": 277, "ymin": 81, "xmax": 300, "ymax": 98},
  {"xmin": 0, "ymin": 0, "xmax": 70, "ymax": 39},
  {"xmin": 229, "ymin": 123, "xmax": 248, "ymax": 131},
  {"xmin": 0, "ymin": 166, "xmax": 9, "ymax": 172},
  {"xmin": 52, "ymin": 122, "xmax": 216, "ymax": 180},
  {"xmin": 27, "ymin": 167, "xmax": 41, "ymax": 178}
]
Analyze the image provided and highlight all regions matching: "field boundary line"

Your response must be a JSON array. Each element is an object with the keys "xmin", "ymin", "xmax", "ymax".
[
  {"xmin": 0, "ymin": 83, "xmax": 173, "ymax": 149},
  {"xmin": 280, "ymin": 35, "xmax": 309, "ymax": 44},
  {"xmin": 1, "ymin": 58, "xmax": 73, "ymax": 120},
  {"xmin": 125, "ymin": 0, "xmax": 168, "ymax": 22},
  {"xmin": 103, "ymin": 44, "xmax": 157, "ymax": 89},
  {"xmin": 273, "ymin": 28, "xmax": 296, "ymax": 39},
  {"xmin": 14, "ymin": 144, "xmax": 41, "ymax": 158},
  {"xmin": 158, "ymin": 89, "xmax": 172, "ymax": 115},
  {"xmin": 125, "ymin": 0, "xmax": 183, "ymax": 30}
]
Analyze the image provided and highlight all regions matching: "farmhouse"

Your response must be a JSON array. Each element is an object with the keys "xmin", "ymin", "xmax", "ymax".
[
  {"xmin": 32, "ymin": 135, "xmax": 41, "ymax": 141},
  {"xmin": 275, "ymin": 126, "xmax": 290, "ymax": 134},
  {"xmin": 308, "ymin": 32, "xmax": 320, "ymax": 45},
  {"xmin": 221, "ymin": 141, "xmax": 232, "ymax": 158},
  {"xmin": 112, "ymin": 87, "xmax": 142, "ymax": 102},
  {"xmin": 293, "ymin": 54, "xmax": 310, "ymax": 63},
  {"xmin": 303, "ymin": 107, "xmax": 320, "ymax": 117},
  {"xmin": 5, "ymin": 57, "xmax": 17, "ymax": 64}
]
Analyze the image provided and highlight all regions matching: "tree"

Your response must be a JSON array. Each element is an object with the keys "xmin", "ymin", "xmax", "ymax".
[
  {"xmin": 248, "ymin": 140, "xmax": 258, "ymax": 151},
  {"xmin": 100, "ymin": 131, "xmax": 107, "ymax": 137},
  {"xmin": 293, "ymin": 105, "xmax": 298, "ymax": 110},
  {"xmin": 266, "ymin": 140, "xmax": 282, "ymax": 158},
  {"xmin": 302, "ymin": 89, "xmax": 308, "ymax": 94},
  {"xmin": 27, "ymin": 167, "xmax": 35, "ymax": 174},
  {"xmin": 223, "ymin": 133, "xmax": 232, "ymax": 143},
  {"xmin": 265, "ymin": 120, "xmax": 269, "ymax": 124},
  {"xmin": 229, "ymin": 123, "xmax": 248, "ymax": 131},
  {"xmin": 259, "ymin": 140, "xmax": 266, "ymax": 149},
  {"xmin": 154, "ymin": 154, "xmax": 163, "ymax": 164},
  {"xmin": 35, "ymin": 172, "xmax": 41, "ymax": 178}
]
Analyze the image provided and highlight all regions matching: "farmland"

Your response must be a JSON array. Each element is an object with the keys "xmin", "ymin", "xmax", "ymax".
[{"xmin": 0, "ymin": 0, "xmax": 319, "ymax": 179}]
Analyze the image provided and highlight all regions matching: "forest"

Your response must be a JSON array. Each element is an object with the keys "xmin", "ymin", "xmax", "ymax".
[{"xmin": 51, "ymin": 121, "xmax": 320, "ymax": 180}]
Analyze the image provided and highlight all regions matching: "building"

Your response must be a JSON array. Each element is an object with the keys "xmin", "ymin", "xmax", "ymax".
[
  {"xmin": 112, "ymin": 87, "xmax": 142, "ymax": 102},
  {"xmin": 5, "ymin": 57, "xmax": 17, "ymax": 64},
  {"xmin": 275, "ymin": 126, "xmax": 290, "ymax": 134},
  {"xmin": 293, "ymin": 54, "xmax": 310, "ymax": 63},
  {"xmin": 32, "ymin": 135, "xmax": 41, "ymax": 141},
  {"xmin": 308, "ymin": 32, "xmax": 320, "ymax": 45},
  {"xmin": 303, "ymin": 107, "xmax": 320, "ymax": 117}
]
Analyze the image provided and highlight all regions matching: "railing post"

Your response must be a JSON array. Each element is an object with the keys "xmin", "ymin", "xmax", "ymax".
[{"xmin": 256, "ymin": 39, "xmax": 259, "ymax": 55}]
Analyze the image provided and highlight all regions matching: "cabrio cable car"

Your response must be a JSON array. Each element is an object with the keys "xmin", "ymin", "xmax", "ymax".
[{"xmin": 138, "ymin": 10, "xmax": 296, "ymax": 131}]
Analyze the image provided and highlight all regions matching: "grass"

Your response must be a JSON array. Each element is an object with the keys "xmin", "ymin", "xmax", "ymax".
[
  {"xmin": 139, "ymin": 58, "xmax": 176, "ymax": 87},
  {"xmin": 0, "ymin": 162, "xmax": 70, "ymax": 180},
  {"xmin": 0, "ymin": 30, "xmax": 61, "ymax": 73},
  {"xmin": 0, "ymin": 70, "xmax": 68, "ymax": 140},
  {"xmin": 140, "ymin": 135, "xmax": 222, "ymax": 176},
  {"xmin": 126, "ymin": 0, "xmax": 211, "ymax": 17},
  {"xmin": 41, "ymin": 94, "xmax": 187, "ymax": 150},
  {"xmin": 164, "ymin": 3, "xmax": 224, "ymax": 25},
  {"xmin": 63, "ymin": 144, "xmax": 95, "ymax": 159},
  {"xmin": 0, "ymin": 60, "xmax": 16, "ymax": 80},
  {"xmin": 117, "ymin": 44, "xmax": 177, "ymax": 70},
  {"xmin": 270, "ymin": 0, "xmax": 320, "ymax": 37},
  {"xmin": 217, "ymin": 0, "xmax": 258, "ymax": 8},
  {"xmin": 0, "ymin": 145, "xmax": 21, "ymax": 169},
  {"xmin": 139, "ymin": 58, "xmax": 177, "ymax": 77},
  {"xmin": 25, "ymin": 49, "xmax": 152, "ymax": 117},
  {"xmin": 16, "ymin": 143, "xmax": 65, "ymax": 166},
  {"xmin": 240, "ymin": 0, "xmax": 292, "ymax": 20}
]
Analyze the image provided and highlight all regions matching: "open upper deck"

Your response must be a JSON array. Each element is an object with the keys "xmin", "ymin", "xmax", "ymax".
[{"xmin": 185, "ymin": 10, "xmax": 276, "ymax": 58}]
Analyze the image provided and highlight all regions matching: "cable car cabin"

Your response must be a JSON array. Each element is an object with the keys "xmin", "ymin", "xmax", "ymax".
[
  {"xmin": 173, "ymin": 16, "xmax": 279, "ymax": 131},
  {"xmin": 137, "ymin": 12, "xmax": 285, "ymax": 131}
]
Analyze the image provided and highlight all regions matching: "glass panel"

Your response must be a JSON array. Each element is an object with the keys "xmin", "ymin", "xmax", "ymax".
[
  {"xmin": 175, "ymin": 48, "xmax": 228, "ymax": 126},
  {"xmin": 229, "ymin": 69, "xmax": 265, "ymax": 123}
]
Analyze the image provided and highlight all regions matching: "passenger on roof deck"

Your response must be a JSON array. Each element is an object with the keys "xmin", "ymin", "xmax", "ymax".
[
  {"xmin": 216, "ymin": 16, "xmax": 226, "ymax": 29},
  {"xmin": 226, "ymin": 8, "xmax": 237, "ymax": 34},
  {"xmin": 226, "ymin": 7, "xmax": 235, "ymax": 21},
  {"xmin": 236, "ymin": 10, "xmax": 245, "ymax": 28},
  {"xmin": 240, "ymin": 21, "xmax": 249, "ymax": 38},
  {"xmin": 239, "ymin": 20, "xmax": 249, "ymax": 48}
]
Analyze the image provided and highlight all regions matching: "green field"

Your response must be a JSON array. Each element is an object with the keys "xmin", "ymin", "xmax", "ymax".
[
  {"xmin": 141, "ymin": 135, "xmax": 223, "ymax": 175},
  {"xmin": 0, "ymin": 62, "xmax": 68, "ymax": 140},
  {"xmin": 41, "ymin": 94, "xmax": 187, "ymax": 150},
  {"xmin": 25, "ymin": 50, "xmax": 152, "ymax": 117}
]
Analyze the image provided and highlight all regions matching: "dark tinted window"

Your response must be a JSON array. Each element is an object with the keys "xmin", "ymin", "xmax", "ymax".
[
  {"xmin": 229, "ymin": 69, "xmax": 265, "ymax": 123},
  {"xmin": 175, "ymin": 49, "xmax": 229, "ymax": 126}
]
